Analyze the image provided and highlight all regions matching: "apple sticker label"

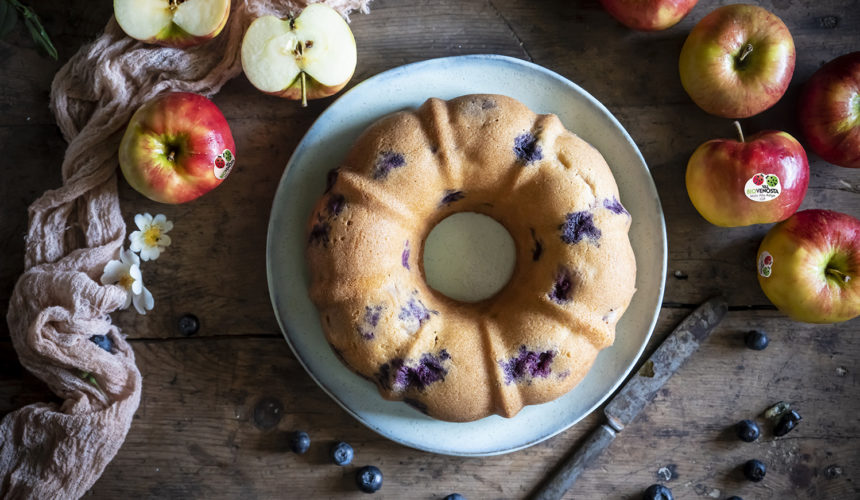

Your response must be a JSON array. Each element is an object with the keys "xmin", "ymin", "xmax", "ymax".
[
  {"xmin": 214, "ymin": 149, "xmax": 236, "ymax": 179},
  {"xmin": 758, "ymin": 251, "xmax": 773, "ymax": 278},
  {"xmin": 744, "ymin": 173, "xmax": 781, "ymax": 202}
]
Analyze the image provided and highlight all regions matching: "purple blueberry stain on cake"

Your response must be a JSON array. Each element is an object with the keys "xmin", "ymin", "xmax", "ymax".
[
  {"xmin": 514, "ymin": 132, "xmax": 543, "ymax": 165},
  {"xmin": 401, "ymin": 241, "xmax": 411, "ymax": 270},
  {"xmin": 548, "ymin": 267, "xmax": 576, "ymax": 304},
  {"xmin": 530, "ymin": 228, "xmax": 543, "ymax": 261},
  {"xmin": 603, "ymin": 197, "xmax": 629, "ymax": 216},
  {"xmin": 481, "ymin": 97, "xmax": 497, "ymax": 110},
  {"xmin": 327, "ymin": 193, "xmax": 346, "ymax": 217},
  {"xmin": 398, "ymin": 295, "xmax": 435, "ymax": 333},
  {"xmin": 324, "ymin": 168, "xmax": 339, "ymax": 193},
  {"xmin": 440, "ymin": 189, "xmax": 465, "ymax": 206},
  {"xmin": 371, "ymin": 151, "xmax": 406, "ymax": 180},
  {"xmin": 377, "ymin": 350, "xmax": 451, "ymax": 392},
  {"xmin": 308, "ymin": 219, "xmax": 330, "ymax": 247},
  {"xmin": 357, "ymin": 304, "xmax": 384, "ymax": 340},
  {"xmin": 560, "ymin": 211, "xmax": 601, "ymax": 245},
  {"xmin": 500, "ymin": 346, "xmax": 556, "ymax": 384}
]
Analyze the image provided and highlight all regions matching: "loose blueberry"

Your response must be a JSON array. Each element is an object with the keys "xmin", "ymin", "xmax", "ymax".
[
  {"xmin": 89, "ymin": 334, "xmax": 114, "ymax": 353},
  {"xmin": 288, "ymin": 431, "xmax": 310, "ymax": 454},
  {"xmin": 726, "ymin": 497, "xmax": 743, "ymax": 500},
  {"xmin": 443, "ymin": 495, "xmax": 466, "ymax": 500},
  {"xmin": 331, "ymin": 441, "xmax": 354, "ymax": 466},
  {"xmin": 774, "ymin": 409, "xmax": 802, "ymax": 437},
  {"xmin": 178, "ymin": 314, "xmax": 200, "ymax": 336},
  {"xmin": 743, "ymin": 459, "xmax": 766, "ymax": 482},
  {"xmin": 744, "ymin": 330, "xmax": 769, "ymax": 350},
  {"xmin": 735, "ymin": 419, "xmax": 761, "ymax": 442},
  {"xmin": 355, "ymin": 465, "xmax": 383, "ymax": 493},
  {"xmin": 642, "ymin": 484, "xmax": 674, "ymax": 500}
]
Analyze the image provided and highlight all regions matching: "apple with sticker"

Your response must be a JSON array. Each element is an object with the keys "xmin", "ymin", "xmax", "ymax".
[
  {"xmin": 757, "ymin": 209, "xmax": 860, "ymax": 323},
  {"xmin": 119, "ymin": 92, "xmax": 236, "ymax": 204},
  {"xmin": 686, "ymin": 122, "xmax": 809, "ymax": 227}
]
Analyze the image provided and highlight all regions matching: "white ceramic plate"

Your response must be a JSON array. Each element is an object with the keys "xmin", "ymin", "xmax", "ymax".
[{"xmin": 266, "ymin": 55, "xmax": 667, "ymax": 456}]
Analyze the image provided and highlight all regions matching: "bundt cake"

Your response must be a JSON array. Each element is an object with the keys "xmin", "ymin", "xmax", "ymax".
[{"xmin": 305, "ymin": 94, "xmax": 637, "ymax": 422}]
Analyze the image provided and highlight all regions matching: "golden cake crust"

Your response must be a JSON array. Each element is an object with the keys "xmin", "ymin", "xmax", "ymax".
[{"xmin": 306, "ymin": 94, "xmax": 636, "ymax": 422}]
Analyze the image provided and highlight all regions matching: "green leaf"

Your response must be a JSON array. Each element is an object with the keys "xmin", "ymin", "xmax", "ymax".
[
  {"xmin": 8, "ymin": 0, "xmax": 57, "ymax": 60},
  {"xmin": 0, "ymin": 1, "xmax": 18, "ymax": 38},
  {"xmin": 23, "ymin": 14, "xmax": 56, "ymax": 60}
]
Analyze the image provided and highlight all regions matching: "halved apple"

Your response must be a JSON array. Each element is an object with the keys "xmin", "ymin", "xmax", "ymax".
[
  {"xmin": 114, "ymin": 0, "xmax": 231, "ymax": 48},
  {"xmin": 241, "ymin": 4, "xmax": 357, "ymax": 106}
]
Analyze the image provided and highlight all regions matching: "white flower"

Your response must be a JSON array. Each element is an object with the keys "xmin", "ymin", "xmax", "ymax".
[
  {"xmin": 129, "ymin": 213, "xmax": 173, "ymax": 261},
  {"xmin": 100, "ymin": 249, "xmax": 155, "ymax": 315}
]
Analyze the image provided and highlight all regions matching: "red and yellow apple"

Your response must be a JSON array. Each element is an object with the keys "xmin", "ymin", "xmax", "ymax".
[
  {"xmin": 599, "ymin": 0, "xmax": 698, "ymax": 31},
  {"xmin": 679, "ymin": 4, "xmax": 795, "ymax": 118},
  {"xmin": 757, "ymin": 209, "xmax": 860, "ymax": 323},
  {"xmin": 114, "ymin": 0, "xmax": 231, "ymax": 48},
  {"xmin": 686, "ymin": 122, "xmax": 809, "ymax": 227},
  {"xmin": 241, "ymin": 4, "xmax": 357, "ymax": 106},
  {"xmin": 119, "ymin": 92, "xmax": 236, "ymax": 204},
  {"xmin": 798, "ymin": 51, "xmax": 860, "ymax": 168}
]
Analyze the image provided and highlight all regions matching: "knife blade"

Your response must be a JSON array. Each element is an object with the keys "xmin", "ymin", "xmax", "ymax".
[{"xmin": 530, "ymin": 296, "xmax": 728, "ymax": 500}]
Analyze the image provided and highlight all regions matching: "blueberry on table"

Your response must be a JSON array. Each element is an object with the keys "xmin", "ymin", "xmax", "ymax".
[
  {"xmin": 355, "ymin": 465, "xmax": 383, "ymax": 493},
  {"xmin": 735, "ymin": 419, "xmax": 761, "ymax": 442},
  {"xmin": 774, "ymin": 409, "xmax": 802, "ymax": 436},
  {"xmin": 331, "ymin": 441, "xmax": 354, "ymax": 466},
  {"xmin": 288, "ymin": 431, "xmax": 310, "ymax": 454},
  {"xmin": 642, "ymin": 484, "xmax": 674, "ymax": 500},
  {"xmin": 743, "ymin": 459, "xmax": 766, "ymax": 482},
  {"xmin": 744, "ymin": 330, "xmax": 769, "ymax": 350},
  {"xmin": 443, "ymin": 495, "xmax": 466, "ymax": 500},
  {"xmin": 89, "ymin": 334, "xmax": 114, "ymax": 353},
  {"xmin": 178, "ymin": 314, "xmax": 200, "ymax": 336}
]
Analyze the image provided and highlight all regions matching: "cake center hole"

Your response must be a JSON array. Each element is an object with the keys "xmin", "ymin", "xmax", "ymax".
[{"xmin": 423, "ymin": 212, "xmax": 516, "ymax": 302}]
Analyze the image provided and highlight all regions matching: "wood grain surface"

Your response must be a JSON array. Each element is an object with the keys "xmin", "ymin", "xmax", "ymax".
[{"xmin": 2, "ymin": 0, "xmax": 859, "ymax": 498}]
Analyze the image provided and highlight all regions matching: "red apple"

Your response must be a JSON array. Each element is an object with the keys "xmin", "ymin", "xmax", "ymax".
[
  {"xmin": 686, "ymin": 122, "xmax": 809, "ymax": 227},
  {"xmin": 757, "ymin": 209, "xmax": 860, "ymax": 323},
  {"xmin": 600, "ymin": 0, "xmax": 698, "ymax": 31},
  {"xmin": 798, "ymin": 51, "xmax": 860, "ymax": 168},
  {"xmin": 679, "ymin": 4, "xmax": 795, "ymax": 118},
  {"xmin": 119, "ymin": 92, "xmax": 236, "ymax": 204}
]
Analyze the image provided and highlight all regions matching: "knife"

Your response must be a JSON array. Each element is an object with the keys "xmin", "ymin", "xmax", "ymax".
[{"xmin": 530, "ymin": 296, "xmax": 728, "ymax": 500}]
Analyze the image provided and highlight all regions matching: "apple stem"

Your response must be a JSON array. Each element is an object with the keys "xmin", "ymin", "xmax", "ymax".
[
  {"xmin": 301, "ymin": 72, "xmax": 307, "ymax": 108},
  {"xmin": 733, "ymin": 120, "xmax": 745, "ymax": 143},
  {"xmin": 167, "ymin": 151, "xmax": 175, "ymax": 163},
  {"xmin": 739, "ymin": 43, "xmax": 754, "ymax": 63},
  {"xmin": 826, "ymin": 268, "xmax": 851, "ymax": 283}
]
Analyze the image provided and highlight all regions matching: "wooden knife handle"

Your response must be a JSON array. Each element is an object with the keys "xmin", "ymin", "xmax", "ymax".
[{"xmin": 529, "ymin": 424, "xmax": 617, "ymax": 500}]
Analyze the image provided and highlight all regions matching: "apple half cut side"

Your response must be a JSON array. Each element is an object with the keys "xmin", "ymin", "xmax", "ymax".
[
  {"xmin": 241, "ymin": 4, "xmax": 357, "ymax": 106},
  {"xmin": 114, "ymin": 0, "xmax": 231, "ymax": 48}
]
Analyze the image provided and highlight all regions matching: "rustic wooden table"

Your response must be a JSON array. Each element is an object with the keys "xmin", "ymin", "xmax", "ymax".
[{"xmin": 2, "ymin": 1, "xmax": 859, "ymax": 498}]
